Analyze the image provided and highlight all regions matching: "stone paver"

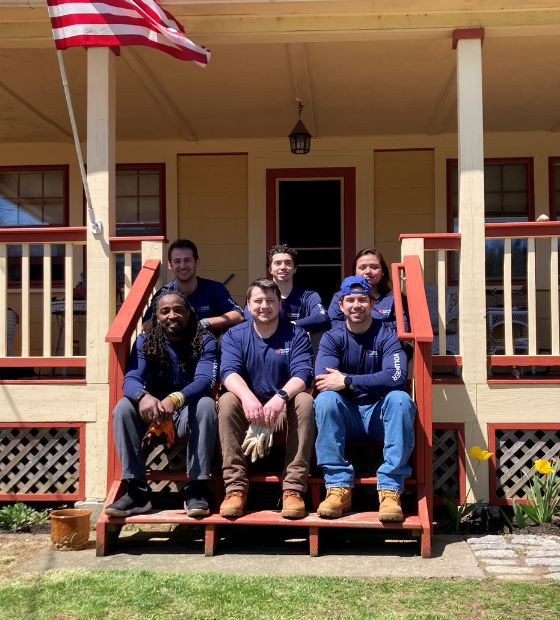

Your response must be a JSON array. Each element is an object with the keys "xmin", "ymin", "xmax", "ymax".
[{"xmin": 466, "ymin": 533, "xmax": 560, "ymax": 581}]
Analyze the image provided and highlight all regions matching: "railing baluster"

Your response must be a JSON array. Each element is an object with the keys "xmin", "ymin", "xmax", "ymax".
[
  {"xmin": 21, "ymin": 244, "xmax": 30, "ymax": 357},
  {"xmin": 550, "ymin": 238, "xmax": 559, "ymax": 356},
  {"xmin": 527, "ymin": 237, "xmax": 537, "ymax": 356},
  {"xmin": 124, "ymin": 252, "xmax": 133, "ymax": 299},
  {"xmin": 43, "ymin": 245, "xmax": 52, "ymax": 357},
  {"xmin": 437, "ymin": 250, "xmax": 446, "ymax": 354},
  {"xmin": 503, "ymin": 239, "xmax": 513, "ymax": 355},
  {"xmin": 0, "ymin": 244, "xmax": 7, "ymax": 358},
  {"xmin": 64, "ymin": 243, "xmax": 74, "ymax": 357}
]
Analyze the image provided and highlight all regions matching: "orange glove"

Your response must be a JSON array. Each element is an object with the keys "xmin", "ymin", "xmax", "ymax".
[{"xmin": 141, "ymin": 416, "xmax": 175, "ymax": 450}]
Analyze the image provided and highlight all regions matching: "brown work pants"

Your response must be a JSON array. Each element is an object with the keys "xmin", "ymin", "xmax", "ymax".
[{"xmin": 217, "ymin": 391, "xmax": 314, "ymax": 493}]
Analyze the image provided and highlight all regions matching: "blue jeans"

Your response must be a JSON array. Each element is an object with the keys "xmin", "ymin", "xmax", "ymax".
[{"xmin": 314, "ymin": 390, "xmax": 416, "ymax": 492}]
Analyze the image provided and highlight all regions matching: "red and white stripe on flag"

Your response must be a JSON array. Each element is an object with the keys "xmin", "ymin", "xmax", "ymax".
[{"xmin": 47, "ymin": 0, "xmax": 210, "ymax": 65}]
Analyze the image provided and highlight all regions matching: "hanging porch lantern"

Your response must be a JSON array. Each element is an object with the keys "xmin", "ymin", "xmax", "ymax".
[{"xmin": 289, "ymin": 101, "xmax": 312, "ymax": 154}]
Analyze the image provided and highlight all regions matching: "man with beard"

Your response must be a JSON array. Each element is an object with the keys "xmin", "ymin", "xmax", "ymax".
[
  {"xmin": 106, "ymin": 291, "xmax": 218, "ymax": 518},
  {"xmin": 314, "ymin": 276, "xmax": 416, "ymax": 521},
  {"xmin": 217, "ymin": 278, "xmax": 314, "ymax": 519},
  {"xmin": 143, "ymin": 239, "xmax": 244, "ymax": 334}
]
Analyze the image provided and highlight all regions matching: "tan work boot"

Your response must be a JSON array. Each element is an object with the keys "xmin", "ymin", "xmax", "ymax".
[
  {"xmin": 378, "ymin": 489, "xmax": 403, "ymax": 522},
  {"xmin": 281, "ymin": 490, "xmax": 306, "ymax": 519},
  {"xmin": 317, "ymin": 487, "xmax": 352, "ymax": 519},
  {"xmin": 219, "ymin": 490, "xmax": 247, "ymax": 518}
]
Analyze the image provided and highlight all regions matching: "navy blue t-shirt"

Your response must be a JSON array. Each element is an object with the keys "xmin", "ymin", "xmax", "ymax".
[
  {"xmin": 220, "ymin": 318, "xmax": 313, "ymax": 403},
  {"xmin": 143, "ymin": 277, "xmax": 243, "ymax": 325},
  {"xmin": 123, "ymin": 331, "xmax": 218, "ymax": 403},
  {"xmin": 243, "ymin": 286, "xmax": 330, "ymax": 333},
  {"xmin": 315, "ymin": 321, "xmax": 408, "ymax": 405}
]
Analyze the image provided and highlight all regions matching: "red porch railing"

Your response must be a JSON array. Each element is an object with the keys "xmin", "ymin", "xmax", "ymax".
[
  {"xmin": 392, "ymin": 254, "xmax": 434, "ymax": 556},
  {"xmin": 105, "ymin": 258, "xmax": 161, "ymax": 490}
]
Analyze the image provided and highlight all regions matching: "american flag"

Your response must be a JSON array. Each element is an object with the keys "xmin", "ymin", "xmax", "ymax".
[{"xmin": 47, "ymin": 0, "xmax": 210, "ymax": 65}]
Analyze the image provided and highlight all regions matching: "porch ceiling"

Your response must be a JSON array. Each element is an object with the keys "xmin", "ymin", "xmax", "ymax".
[{"xmin": 2, "ymin": 26, "xmax": 560, "ymax": 143}]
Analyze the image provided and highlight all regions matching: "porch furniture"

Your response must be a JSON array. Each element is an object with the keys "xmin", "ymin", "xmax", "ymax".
[{"xmin": 486, "ymin": 307, "xmax": 529, "ymax": 356}]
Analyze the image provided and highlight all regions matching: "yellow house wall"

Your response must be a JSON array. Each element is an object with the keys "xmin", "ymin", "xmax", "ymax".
[{"xmin": 3, "ymin": 132, "xmax": 560, "ymax": 499}]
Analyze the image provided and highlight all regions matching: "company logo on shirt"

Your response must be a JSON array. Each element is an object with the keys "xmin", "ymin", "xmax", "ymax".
[
  {"xmin": 391, "ymin": 352, "xmax": 402, "ymax": 381},
  {"xmin": 373, "ymin": 308, "xmax": 391, "ymax": 318},
  {"xmin": 286, "ymin": 312, "xmax": 300, "ymax": 319},
  {"xmin": 275, "ymin": 348, "xmax": 290, "ymax": 356},
  {"xmin": 198, "ymin": 305, "xmax": 211, "ymax": 314},
  {"xmin": 366, "ymin": 350, "xmax": 378, "ymax": 358}
]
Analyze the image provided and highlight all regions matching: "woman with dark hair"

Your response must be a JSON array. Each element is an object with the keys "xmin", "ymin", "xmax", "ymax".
[{"xmin": 327, "ymin": 248, "xmax": 408, "ymax": 331}]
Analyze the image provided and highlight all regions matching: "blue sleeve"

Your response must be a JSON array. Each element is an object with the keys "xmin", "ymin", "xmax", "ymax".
[
  {"xmin": 122, "ymin": 335, "xmax": 148, "ymax": 399},
  {"xmin": 243, "ymin": 305, "xmax": 251, "ymax": 322},
  {"xmin": 180, "ymin": 333, "xmax": 218, "ymax": 402},
  {"xmin": 213, "ymin": 283, "xmax": 244, "ymax": 317},
  {"xmin": 350, "ymin": 329, "xmax": 408, "ymax": 397},
  {"xmin": 295, "ymin": 291, "xmax": 331, "ymax": 333},
  {"xmin": 314, "ymin": 330, "xmax": 341, "ymax": 376},
  {"xmin": 220, "ymin": 327, "xmax": 245, "ymax": 384},
  {"xmin": 327, "ymin": 291, "xmax": 344, "ymax": 323},
  {"xmin": 289, "ymin": 327, "xmax": 314, "ymax": 388}
]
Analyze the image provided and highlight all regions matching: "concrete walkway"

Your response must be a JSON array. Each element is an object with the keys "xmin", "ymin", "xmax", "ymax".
[{"xmin": 23, "ymin": 529, "xmax": 485, "ymax": 579}]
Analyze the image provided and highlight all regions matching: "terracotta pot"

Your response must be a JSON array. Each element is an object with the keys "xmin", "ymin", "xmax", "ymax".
[{"xmin": 50, "ymin": 508, "xmax": 91, "ymax": 551}]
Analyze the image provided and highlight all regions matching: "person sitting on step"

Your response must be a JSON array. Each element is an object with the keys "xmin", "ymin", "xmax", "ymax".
[
  {"xmin": 105, "ymin": 291, "xmax": 218, "ymax": 518},
  {"xmin": 314, "ymin": 275, "xmax": 416, "ymax": 521}
]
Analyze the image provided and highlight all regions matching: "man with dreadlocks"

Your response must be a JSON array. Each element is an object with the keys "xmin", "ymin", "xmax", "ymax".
[{"xmin": 105, "ymin": 291, "xmax": 218, "ymax": 518}]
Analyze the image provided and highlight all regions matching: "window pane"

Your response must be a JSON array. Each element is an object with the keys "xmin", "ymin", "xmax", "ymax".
[
  {"xmin": 0, "ymin": 198, "xmax": 20, "ymax": 226},
  {"xmin": 485, "ymin": 192, "xmax": 502, "ymax": 213},
  {"xmin": 138, "ymin": 171, "xmax": 160, "ymax": 194},
  {"xmin": 502, "ymin": 164, "xmax": 527, "ymax": 191},
  {"xmin": 138, "ymin": 196, "xmax": 160, "ymax": 222},
  {"xmin": 296, "ymin": 248, "xmax": 341, "ymax": 265},
  {"xmin": 43, "ymin": 201, "xmax": 65, "ymax": 225},
  {"xmin": 44, "ymin": 171, "xmax": 64, "ymax": 198},
  {"xmin": 117, "ymin": 197, "xmax": 138, "ymax": 223},
  {"xmin": 0, "ymin": 173, "xmax": 18, "ymax": 198},
  {"xmin": 116, "ymin": 171, "xmax": 137, "ymax": 195},
  {"xmin": 502, "ymin": 192, "xmax": 529, "ymax": 216},
  {"xmin": 484, "ymin": 165, "xmax": 502, "ymax": 192},
  {"xmin": 19, "ymin": 172, "xmax": 43, "ymax": 198},
  {"xmin": 18, "ymin": 199, "xmax": 44, "ymax": 225}
]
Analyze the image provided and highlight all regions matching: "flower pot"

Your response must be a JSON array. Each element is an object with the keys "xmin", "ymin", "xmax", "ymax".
[{"xmin": 50, "ymin": 508, "xmax": 91, "ymax": 551}]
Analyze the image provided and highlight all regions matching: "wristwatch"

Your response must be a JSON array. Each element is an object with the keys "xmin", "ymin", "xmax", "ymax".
[
  {"xmin": 344, "ymin": 375, "xmax": 353, "ymax": 390},
  {"xmin": 276, "ymin": 389, "xmax": 289, "ymax": 402},
  {"xmin": 200, "ymin": 318, "xmax": 211, "ymax": 329},
  {"xmin": 134, "ymin": 389, "xmax": 148, "ymax": 403}
]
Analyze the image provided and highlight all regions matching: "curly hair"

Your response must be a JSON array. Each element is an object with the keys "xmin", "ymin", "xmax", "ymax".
[
  {"xmin": 266, "ymin": 243, "xmax": 298, "ymax": 270},
  {"xmin": 142, "ymin": 291, "xmax": 205, "ymax": 372}
]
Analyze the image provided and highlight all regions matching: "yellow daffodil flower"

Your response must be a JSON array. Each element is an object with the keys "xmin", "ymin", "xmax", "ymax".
[
  {"xmin": 469, "ymin": 446, "xmax": 493, "ymax": 461},
  {"xmin": 534, "ymin": 459, "xmax": 555, "ymax": 475}
]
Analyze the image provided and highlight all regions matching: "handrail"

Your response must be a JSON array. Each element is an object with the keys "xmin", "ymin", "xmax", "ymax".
[
  {"xmin": 0, "ymin": 226, "xmax": 87, "ymax": 243},
  {"xmin": 485, "ymin": 221, "xmax": 560, "ymax": 238},
  {"xmin": 106, "ymin": 258, "xmax": 160, "ymax": 344},
  {"xmin": 109, "ymin": 236, "xmax": 167, "ymax": 252},
  {"xmin": 400, "ymin": 232, "xmax": 461, "ymax": 251},
  {"xmin": 106, "ymin": 258, "xmax": 161, "ymax": 489}
]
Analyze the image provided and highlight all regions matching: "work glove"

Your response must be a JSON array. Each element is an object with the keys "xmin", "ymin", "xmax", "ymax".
[
  {"xmin": 242, "ymin": 424, "xmax": 273, "ymax": 462},
  {"xmin": 141, "ymin": 416, "xmax": 175, "ymax": 451}
]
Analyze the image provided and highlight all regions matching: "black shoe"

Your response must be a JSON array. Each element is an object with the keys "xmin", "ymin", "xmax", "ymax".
[
  {"xmin": 183, "ymin": 480, "xmax": 210, "ymax": 517},
  {"xmin": 105, "ymin": 480, "xmax": 152, "ymax": 517}
]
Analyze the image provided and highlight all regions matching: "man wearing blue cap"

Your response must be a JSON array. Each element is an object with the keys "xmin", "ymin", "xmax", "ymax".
[{"xmin": 314, "ymin": 275, "xmax": 416, "ymax": 521}]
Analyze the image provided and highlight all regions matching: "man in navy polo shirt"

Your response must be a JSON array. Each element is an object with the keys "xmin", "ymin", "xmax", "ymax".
[
  {"xmin": 143, "ymin": 239, "xmax": 244, "ymax": 334},
  {"xmin": 314, "ymin": 275, "xmax": 416, "ymax": 521},
  {"xmin": 218, "ymin": 278, "xmax": 314, "ymax": 519},
  {"xmin": 243, "ymin": 244, "xmax": 330, "ymax": 334}
]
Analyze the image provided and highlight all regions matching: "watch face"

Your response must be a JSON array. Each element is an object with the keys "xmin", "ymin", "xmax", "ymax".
[
  {"xmin": 344, "ymin": 375, "xmax": 352, "ymax": 387},
  {"xmin": 135, "ymin": 390, "xmax": 146, "ymax": 401},
  {"xmin": 277, "ymin": 389, "xmax": 289, "ymax": 401}
]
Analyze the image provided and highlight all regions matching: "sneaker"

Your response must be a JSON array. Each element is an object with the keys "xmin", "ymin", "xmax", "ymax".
[
  {"xmin": 183, "ymin": 480, "xmax": 210, "ymax": 518},
  {"xmin": 317, "ymin": 487, "xmax": 352, "ymax": 519},
  {"xmin": 105, "ymin": 480, "xmax": 152, "ymax": 517},
  {"xmin": 281, "ymin": 490, "xmax": 306, "ymax": 519},
  {"xmin": 219, "ymin": 490, "xmax": 247, "ymax": 518},
  {"xmin": 378, "ymin": 489, "xmax": 404, "ymax": 522}
]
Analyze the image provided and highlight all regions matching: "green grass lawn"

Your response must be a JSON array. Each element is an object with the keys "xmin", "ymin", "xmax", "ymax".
[{"xmin": 0, "ymin": 571, "xmax": 559, "ymax": 619}]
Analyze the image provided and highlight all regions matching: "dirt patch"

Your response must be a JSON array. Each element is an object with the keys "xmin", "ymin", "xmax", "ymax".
[
  {"xmin": 512, "ymin": 521, "xmax": 560, "ymax": 537},
  {"xmin": 0, "ymin": 533, "xmax": 51, "ymax": 584}
]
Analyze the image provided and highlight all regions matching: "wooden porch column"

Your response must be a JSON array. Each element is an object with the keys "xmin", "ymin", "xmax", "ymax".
[
  {"xmin": 454, "ymin": 29, "xmax": 487, "ymax": 384},
  {"xmin": 86, "ymin": 47, "xmax": 115, "ymax": 383}
]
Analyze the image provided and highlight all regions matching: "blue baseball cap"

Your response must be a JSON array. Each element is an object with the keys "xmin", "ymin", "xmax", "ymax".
[{"xmin": 339, "ymin": 275, "xmax": 372, "ymax": 297}]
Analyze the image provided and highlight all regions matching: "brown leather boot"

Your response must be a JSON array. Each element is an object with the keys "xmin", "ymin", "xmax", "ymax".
[
  {"xmin": 317, "ymin": 487, "xmax": 352, "ymax": 519},
  {"xmin": 219, "ymin": 490, "xmax": 247, "ymax": 518},
  {"xmin": 378, "ymin": 490, "xmax": 403, "ymax": 522},
  {"xmin": 281, "ymin": 490, "xmax": 306, "ymax": 519}
]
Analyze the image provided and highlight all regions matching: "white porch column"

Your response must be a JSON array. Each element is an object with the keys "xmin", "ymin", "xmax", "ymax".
[
  {"xmin": 86, "ymin": 47, "xmax": 115, "ymax": 383},
  {"xmin": 454, "ymin": 29, "xmax": 487, "ymax": 384}
]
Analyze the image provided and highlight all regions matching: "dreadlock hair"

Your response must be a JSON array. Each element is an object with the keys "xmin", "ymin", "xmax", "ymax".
[{"xmin": 142, "ymin": 290, "xmax": 205, "ymax": 373}]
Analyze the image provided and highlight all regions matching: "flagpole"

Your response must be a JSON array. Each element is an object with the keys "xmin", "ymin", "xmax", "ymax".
[{"xmin": 56, "ymin": 50, "xmax": 102, "ymax": 235}]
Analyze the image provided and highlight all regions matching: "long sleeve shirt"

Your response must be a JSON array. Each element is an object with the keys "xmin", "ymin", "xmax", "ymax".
[
  {"xmin": 243, "ymin": 286, "xmax": 330, "ymax": 333},
  {"xmin": 315, "ymin": 321, "xmax": 408, "ymax": 405},
  {"xmin": 220, "ymin": 318, "xmax": 313, "ymax": 402},
  {"xmin": 143, "ymin": 277, "xmax": 244, "ymax": 324},
  {"xmin": 123, "ymin": 331, "xmax": 218, "ymax": 403}
]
